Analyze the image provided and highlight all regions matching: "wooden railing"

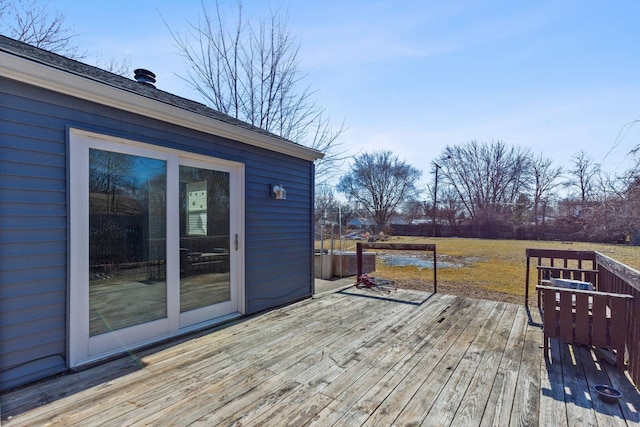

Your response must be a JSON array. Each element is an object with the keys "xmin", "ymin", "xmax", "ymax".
[
  {"xmin": 595, "ymin": 252, "xmax": 640, "ymax": 387},
  {"xmin": 525, "ymin": 248, "xmax": 598, "ymax": 306},
  {"xmin": 525, "ymin": 248, "xmax": 640, "ymax": 388},
  {"xmin": 537, "ymin": 285, "xmax": 633, "ymax": 371}
]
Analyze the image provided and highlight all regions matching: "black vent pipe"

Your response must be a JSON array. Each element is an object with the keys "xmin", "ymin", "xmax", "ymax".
[{"xmin": 133, "ymin": 69, "xmax": 156, "ymax": 87}]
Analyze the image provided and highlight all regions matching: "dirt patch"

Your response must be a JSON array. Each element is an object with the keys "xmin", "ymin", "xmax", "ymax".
[
  {"xmin": 329, "ymin": 236, "xmax": 640, "ymax": 307},
  {"xmin": 375, "ymin": 251, "xmax": 480, "ymax": 269},
  {"xmin": 387, "ymin": 276, "xmax": 525, "ymax": 305},
  {"xmin": 371, "ymin": 250, "xmax": 525, "ymax": 305}
]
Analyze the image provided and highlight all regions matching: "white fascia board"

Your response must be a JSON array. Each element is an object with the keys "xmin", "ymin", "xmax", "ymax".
[{"xmin": 0, "ymin": 51, "xmax": 324, "ymax": 161}]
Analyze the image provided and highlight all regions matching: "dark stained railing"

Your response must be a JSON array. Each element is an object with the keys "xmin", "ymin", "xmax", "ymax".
[
  {"xmin": 537, "ymin": 285, "xmax": 633, "ymax": 371},
  {"xmin": 525, "ymin": 248, "xmax": 598, "ymax": 306},
  {"xmin": 526, "ymin": 248, "xmax": 639, "ymax": 389},
  {"xmin": 596, "ymin": 252, "xmax": 640, "ymax": 387}
]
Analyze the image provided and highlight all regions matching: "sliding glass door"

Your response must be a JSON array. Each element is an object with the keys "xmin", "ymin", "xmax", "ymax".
[
  {"xmin": 178, "ymin": 160, "xmax": 239, "ymax": 328},
  {"xmin": 88, "ymin": 149, "xmax": 168, "ymax": 336},
  {"xmin": 69, "ymin": 130, "xmax": 243, "ymax": 366}
]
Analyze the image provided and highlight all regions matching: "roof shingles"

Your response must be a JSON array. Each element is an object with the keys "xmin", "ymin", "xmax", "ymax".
[{"xmin": 0, "ymin": 35, "xmax": 296, "ymax": 146}]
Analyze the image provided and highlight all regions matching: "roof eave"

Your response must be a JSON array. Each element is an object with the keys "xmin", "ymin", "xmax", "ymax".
[{"xmin": 0, "ymin": 51, "xmax": 324, "ymax": 162}]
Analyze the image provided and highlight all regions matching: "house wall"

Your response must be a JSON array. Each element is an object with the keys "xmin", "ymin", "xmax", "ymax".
[{"xmin": 0, "ymin": 77, "xmax": 314, "ymax": 390}]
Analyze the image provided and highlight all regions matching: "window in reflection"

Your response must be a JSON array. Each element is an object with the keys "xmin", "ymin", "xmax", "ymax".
[
  {"xmin": 186, "ymin": 181, "xmax": 207, "ymax": 236},
  {"xmin": 179, "ymin": 165, "xmax": 231, "ymax": 312},
  {"xmin": 88, "ymin": 149, "xmax": 167, "ymax": 336}
]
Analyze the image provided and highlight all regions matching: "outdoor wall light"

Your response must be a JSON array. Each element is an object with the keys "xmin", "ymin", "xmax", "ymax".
[{"xmin": 272, "ymin": 184, "xmax": 287, "ymax": 200}]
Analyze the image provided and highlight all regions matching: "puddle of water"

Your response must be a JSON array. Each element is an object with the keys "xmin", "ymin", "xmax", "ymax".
[{"xmin": 379, "ymin": 254, "xmax": 461, "ymax": 269}]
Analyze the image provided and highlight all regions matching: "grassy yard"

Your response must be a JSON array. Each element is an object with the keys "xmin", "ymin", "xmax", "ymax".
[{"xmin": 324, "ymin": 237, "xmax": 640, "ymax": 305}]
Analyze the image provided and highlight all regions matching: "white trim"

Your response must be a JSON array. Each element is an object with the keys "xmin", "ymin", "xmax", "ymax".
[
  {"xmin": 166, "ymin": 154, "xmax": 181, "ymax": 333},
  {"xmin": 177, "ymin": 156, "xmax": 244, "ymax": 328},
  {"xmin": 89, "ymin": 318, "xmax": 171, "ymax": 357},
  {"xmin": 68, "ymin": 128, "xmax": 246, "ymax": 367},
  {"xmin": 1, "ymin": 51, "xmax": 324, "ymax": 161},
  {"xmin": 179, "ymin": 301, "xmax": 236, "ymax": 328},
  {"xmin": 70, "ymin": 128, "xmax": 244, "ymax": 169},
  {"xmin": 68, "ymin": 136, "xmax": 90, "ymax": 366},
  {"xmin": 76, "ymin": 312, "xmax": 243, "ymax": 368},
  {"xmin": 233, "ymin": 164, "xmax": 246, "ymax": 315}
]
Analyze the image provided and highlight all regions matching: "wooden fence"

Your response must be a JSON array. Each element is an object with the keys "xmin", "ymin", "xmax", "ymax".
[
  {"xmin": 525, "ymin": 248, "xmax": 598, "ymax": 307},
  {"xmin": 596, "ymin": 252, "xmax": 640, "ymax": 387},
  {"xmin": 525, "ymin": 248, "xmax": 640, "ymax": 388}
]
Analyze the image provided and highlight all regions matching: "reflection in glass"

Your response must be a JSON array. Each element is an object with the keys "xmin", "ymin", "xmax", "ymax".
[
  {"xmin": 89, "ymin": 149, "xmax": 167, "ymax": 336},
  {"xmin": 179, "ymin": 166, "xmax": 231, "ymax": 312}
]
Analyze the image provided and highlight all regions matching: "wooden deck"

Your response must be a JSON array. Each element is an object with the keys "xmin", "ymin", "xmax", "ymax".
[{"xmin": 2, "ymin": 288, "xmax": 639, "ymax": 426}]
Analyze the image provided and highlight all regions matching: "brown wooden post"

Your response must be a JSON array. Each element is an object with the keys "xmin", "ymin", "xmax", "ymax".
[
  {"xmin": 592, "ymin": 296, "xmax": 607, "ymax": 346},
  {"xmin": 433, "ymin": 247, "xmax": 437, "ymax": 294},
  {"xmin": 356, "ymin": 242, "xmax": 363, "ymax": 284},
  {"xmin": 525, "ymin": 252, "xmax": 530, "ymax": 306},
  {"xmin": 574, "ymin": 293, "xmax": 589, "ymax": 344},
  {"xmin": 541, "ymin": 287, "xmax": 556, "ymax": 354},
  {"xmin": 559, "ymin": 292, "xmax": 573, "ymax": 341},
  {"xmin": 611, "ymin": 296, "xmax": 630, "ymax": 370}
]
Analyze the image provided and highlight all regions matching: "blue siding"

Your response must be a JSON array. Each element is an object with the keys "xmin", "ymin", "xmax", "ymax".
[{"xmin": 0, "ymin": 77, "xmax": 315, "ymax": 390}]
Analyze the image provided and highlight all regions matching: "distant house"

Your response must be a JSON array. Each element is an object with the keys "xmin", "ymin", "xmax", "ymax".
[
  {"xmin": 0, "ymin": 36, "xmax": 323, "ymax": 390},
  {"xmin": 347, "ymin": 217, "xmax": 375, "ymax": 228}
]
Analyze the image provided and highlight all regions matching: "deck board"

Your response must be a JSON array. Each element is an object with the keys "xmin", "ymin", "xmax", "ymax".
[
  {"xmin": 539, "ymin": 336, "xmax": 569, "ymax": 426},
  {"xmin": 413, "ymin": 301, "xmax": 506, "ymax": 426},
  {"xmin": 510, "ymin": 319, "xmax": 543, "ymax": 426},
  {"xmin": 577, "ymin": 347, "xmax": 627, "ymax": 427},
  {"xmin": 560, "ymin": 338, "xmax": 599, "ymax": 427},
  {"xmin": 479, "ymin": 304, "xmax": 528, "ymax": 426},
  {"xmin": 361, "ymin": 298, "xmax": 488, "ymax": 426},
  {"xmin": 2, "ymin": 289, "xmax": 639, "ymax": 426},
  {"xmin": 451, "ymin": 303, "xmax": 520, "ymax": 426}
]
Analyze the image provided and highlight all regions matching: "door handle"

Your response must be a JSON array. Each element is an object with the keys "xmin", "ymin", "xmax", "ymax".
[{"xmin": 235, "ymin": 234, "xmax": 239, "ymax": 251}]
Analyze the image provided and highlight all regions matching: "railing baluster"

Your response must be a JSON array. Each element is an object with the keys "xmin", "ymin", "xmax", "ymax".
[{"xmin": 527, "ymin": 248, "xmax": 638, "ymax": 388}]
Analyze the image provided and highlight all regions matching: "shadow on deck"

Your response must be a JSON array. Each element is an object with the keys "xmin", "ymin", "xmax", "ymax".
[{"xmin": 1, "ymin": 288, "xmax": 639, "ymax": 426}]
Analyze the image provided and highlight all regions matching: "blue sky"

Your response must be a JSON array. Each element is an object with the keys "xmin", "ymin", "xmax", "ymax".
[{"xmin": 52, "ymin": 0, "xmax": 640, "ymax": 186}]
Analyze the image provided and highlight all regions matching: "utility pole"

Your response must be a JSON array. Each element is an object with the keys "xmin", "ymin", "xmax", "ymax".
[{"xmin": 432, "ymin": 162, "xmax": 440, "ymax": 237}]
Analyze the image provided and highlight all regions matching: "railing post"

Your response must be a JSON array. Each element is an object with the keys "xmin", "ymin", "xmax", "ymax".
[
  {"xmin": 356, "ymin": 242, "xmax": 363, "ymax": 285},
  {"xmin": 595, "ymin": 251, "xmax": 640, "ymax": 387},
  {"xmin": 525, "ymin": 252, "xmax": 530, "ymax": 306},
  {"xmin": 433, "ymin": 247, "xmax": 437, "ymax": 294}
]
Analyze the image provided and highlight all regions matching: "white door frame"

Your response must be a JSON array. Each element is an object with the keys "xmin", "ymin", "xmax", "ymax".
[
  {"xmin": 68, "ymin": 128, "xmax": 245, "ymax": 367},
  {"xmin": 177, "ymin": 155, "xmax": 243, "ymax": 328}
]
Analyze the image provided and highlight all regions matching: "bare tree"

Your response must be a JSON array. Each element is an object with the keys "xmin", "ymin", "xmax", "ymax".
[
  {"xmin": 337, "ymin": 151, "xmax": 422, "ymax": 231},
  {"xmin": 0, "ymin": 0, "xmax": 83, "ymax": 58},
  {"xmin": 586, "ymin": 166, "xmax": 640, "ymax": 242},
  {"xmin": 167, "ymin": 0, "xmax": 345, "ymax": 183},
  {"xmin": 621, "ymin": 174, "xmax": 640, "ymax": 239},
  {"xmin": 92, "ymin": 52, "xmax": 132, "ymax": 77},
  {"xmin": 530, "ymin": 153, "xmax": 563, "ymax": 235},
  {"xmin": 402, "ymin": 200, "xmax": 428, "ymax": 225},
  {"xmin": 437, "ymin": 185, "xmax": 463, "ymax": 227},
  {"xmin": 0, "ymin": 0, "xmax": 137, "ymax": 77},
  {"xmin": 610, "ymin": 118, "xmax": 640, "ymax": 158},
  {"xmin": 436, "ymin": 141, "xmax": 530, "ymax": 224},
  {"xmin": 314, "ymin": 184, "xmax": 339, "ymax": 222},
  {"xmin": 565, "ymin": 150, "xmax": 600, "ymax": 203}
]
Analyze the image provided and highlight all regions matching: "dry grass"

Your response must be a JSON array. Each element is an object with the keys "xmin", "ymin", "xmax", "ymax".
[{"xmin": 324, "ymin": 236, "xmax": 640, "ymax": 304}]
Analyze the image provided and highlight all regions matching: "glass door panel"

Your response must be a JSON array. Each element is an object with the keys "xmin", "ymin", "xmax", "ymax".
[
  {"xmin": 179, "ymin": 165, "xmax": 231, "ymax": 313},
  {"xmin": 88, "ymin": 149, "xmax": 167, "ymax": 336},
  {"xmin": 70, "ymin": 129, "xmax": 244, "ymax": 366}
]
